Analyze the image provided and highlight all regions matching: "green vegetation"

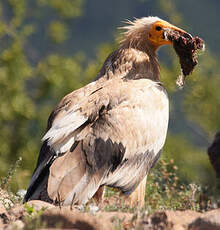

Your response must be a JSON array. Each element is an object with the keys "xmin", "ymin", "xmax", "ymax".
[
  {"xmin": 23, "ymin": 203, "xmax": 47, "ymax": 230},
  {"xmin": 146, "ymin": 158, "xmax": 205, "ymax": 212},
  {"xmin": 103, "ymin": 158, "xmax": 220, "ymax": 213},
  {"xmin": 0, "ymin": 0, "xmax": 220, "ymax": 213}
]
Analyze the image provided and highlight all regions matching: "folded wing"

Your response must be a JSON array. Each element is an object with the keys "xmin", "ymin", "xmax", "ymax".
[{"xmin": 24, "ymin": 78, "xmax": 169, "ymax": 205}]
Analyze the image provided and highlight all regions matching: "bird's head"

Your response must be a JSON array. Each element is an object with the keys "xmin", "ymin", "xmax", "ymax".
[{"xmin": 121, "ymin": 16, "xmax": 190, "ymax": 51}]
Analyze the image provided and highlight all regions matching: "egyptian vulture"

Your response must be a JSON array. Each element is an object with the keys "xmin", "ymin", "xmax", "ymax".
[{"xmin": 24, "ymin": 16, "xmax": 191, "ymax": 206}]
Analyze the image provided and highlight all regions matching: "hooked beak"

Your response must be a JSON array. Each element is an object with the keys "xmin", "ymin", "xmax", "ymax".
[{"xmin": 148, "ymin": 20, "xmax": 192, "ymax": 47}]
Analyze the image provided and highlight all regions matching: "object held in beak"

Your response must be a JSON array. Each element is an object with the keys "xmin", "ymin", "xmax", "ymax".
[{"xmin": 164, "ymin": 28, "xmax": 205, "ymax": 88}]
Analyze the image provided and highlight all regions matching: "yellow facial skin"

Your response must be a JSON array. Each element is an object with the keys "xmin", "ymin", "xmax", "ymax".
[{"xmin": 148, "ymin": 21, "xmax": 186, "ymax": 47}]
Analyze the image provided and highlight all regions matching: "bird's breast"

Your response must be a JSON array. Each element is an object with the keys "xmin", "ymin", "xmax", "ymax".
[{"xmin": 93, "ymin": 80, "xmax": 169, "ymax": 159}]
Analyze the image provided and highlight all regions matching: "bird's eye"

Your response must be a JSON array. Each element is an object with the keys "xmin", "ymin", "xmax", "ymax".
[{"xmin": 155, "ymin": 26, "xmax": 162, "ymax": 31}]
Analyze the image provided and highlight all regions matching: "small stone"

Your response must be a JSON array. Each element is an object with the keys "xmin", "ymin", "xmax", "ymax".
[
  {"xmin": 188, "ymin": 209, "xmax": 220, "ymax": 230},
  {"xmin": 75, "ymin": 204, "xmax": 85, "ymax": 212},
  {"xmin": 5, "ymin": 220, "xmax": 24, "ymax": 230},
  {"xmin": 89, "ymin": 205, "xmax": 99, "ymax": 214}
]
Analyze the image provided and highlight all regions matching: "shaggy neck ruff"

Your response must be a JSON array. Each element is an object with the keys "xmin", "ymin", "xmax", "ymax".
[{"xmin": 96, "ymin": 17, "xmax": 163, "ymax": 82}]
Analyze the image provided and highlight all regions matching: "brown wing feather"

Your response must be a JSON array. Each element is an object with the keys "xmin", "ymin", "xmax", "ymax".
[
  {"xmin": 48, "ymin": 142, "xmax": 85, "ymax": 201},
  {"xmin": 24, "ymin": 79, "xmax": 108, "ymax": 202}
]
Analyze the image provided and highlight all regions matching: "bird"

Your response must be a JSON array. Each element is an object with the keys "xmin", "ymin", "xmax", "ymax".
[{"xmin": 24, "ymin": 16, "xmax": 190, "ymax": 206}]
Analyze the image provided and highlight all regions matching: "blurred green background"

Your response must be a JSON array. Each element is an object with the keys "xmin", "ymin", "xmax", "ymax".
[{"xmin": 0, "ymin": 0, "xmax": 219, "ymax": 192}]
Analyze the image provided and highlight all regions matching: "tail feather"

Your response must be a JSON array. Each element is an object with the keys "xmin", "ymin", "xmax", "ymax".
[
  {"xmin": 63, "ymin": 173, "xmax": 102, "ymax": 205},
  {"xmin": 24, "ymin": 140, "xmax": 102, "ymax": 205},
  {"xmin": 47, "ymin": 144, "xmax": 85, "ymax": 201},
  {"xmin": 24, "ymin": 141, "xmax": 55, "ymax": 202},
  {"xmin": 47, "ymin": 142, "xmax": 103, "ymax": 205}
]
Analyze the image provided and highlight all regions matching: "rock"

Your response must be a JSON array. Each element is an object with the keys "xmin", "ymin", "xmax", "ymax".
[
  {"xmin": 0, "ymin": 213, "xmax": 9, "ymax": 225},
  {"xmin": 5, "ymin": 220, "xmax": 25, "ymax": 230},
  {"xmin": 137, "ymin": 211, "xmax": 173, "ymax": 230},
  {"xmin": 0, "ymin": 207, "xmax": 9, "ymax": 229},
  {"xmin": 135, "ymin": 209, "xmax": 220, "ymax": 230},
  {"xmin": 137, "ymin": 210, "xmax": 201, "ymax": 230},
  {"xmin": 188, "ymin": 209, "xmax": 220, "ymax": 230},
  {"xmin": 8, "ymin": 204, "xmax": 25, "ymax": 221},
  {"xmin": 39, "ymin": 206, "xmax": 112, "ymax": 230},
  {"xmin": 97, "ymin": 211, "xmax": 133, "ymax": 230},
  {"xmin": 0, "ymin": 207, "xmax": 7, "ymax": 215},
  {"xmin": 0, "ymin": 207, "xmax": 9, "ymax": 224},
  {"xmin": 89, "ymin": 204, "xmax": 99, "ymax": 214},
  {"xmin": 1, "ymin": 194, "xmax": 220, "ymax": 230},
  {"xmin": 0, "ymin": 219, "xmax": 4, "ymax": 230},
  {"xmin": 8, "ymin": 201, "xmax": 54, "ymax": 222},
  {"xmin": 26, "ymin": 200, "xmax": 55, "ymax": 212},
  {"xmin": 165, "ymin": 210, "xmax": 201, "ymax": 229}
]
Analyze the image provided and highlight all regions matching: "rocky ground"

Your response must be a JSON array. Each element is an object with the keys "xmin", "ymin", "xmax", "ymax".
[{"xmin": 1, "ymin": 188, "xmax": 220, "ymax": 230}]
